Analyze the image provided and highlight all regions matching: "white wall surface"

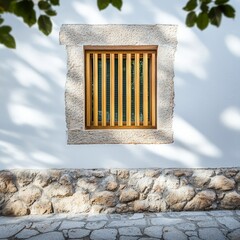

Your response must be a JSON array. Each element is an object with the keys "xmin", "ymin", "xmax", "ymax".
[{"xmin": 0, "ymin": 0, "xmax": 240, "ymax": 169}]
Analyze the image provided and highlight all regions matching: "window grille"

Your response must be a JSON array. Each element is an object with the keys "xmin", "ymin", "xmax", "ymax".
[{"xmin": 85, "ymin": 46, "xmax": 157, "ymax": 129}]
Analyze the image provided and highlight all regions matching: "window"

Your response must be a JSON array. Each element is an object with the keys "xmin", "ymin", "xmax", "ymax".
[
  {"xmin": 85, "ymin": 46, "xmax": 157, "ymax": 129},
  {"xmin": 60, "ymin": 24, "xmax": 177, "ymax": 144}
]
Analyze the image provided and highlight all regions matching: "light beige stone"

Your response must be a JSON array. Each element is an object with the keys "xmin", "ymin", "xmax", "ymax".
[
  {"xmin": 118, "ymin": 170, "xmax": 129, "ymax": 179},
  {"xmin": 91, "ymin": 170, "xmax": 107, "ymax": 178},
  {"xmin": 90, "ymin": 205, "xmax": 104, "ymax": 213},
  {"xmin": 152, "ymin": 175, "xmax": 179, "ymax": 193},
  {"xmin": 184, "ymin": 190, "xmax": 216, "ymax": 211},
  {"xmin": 173, "ymin": 170, "xmax": 193, "ymax": 177},
  {"xmin": 59, "ymin": 174, "xmax": 72, "ymax": 185},
  {"xmin": 106, "ymin": 181, "xmax": 118, "ymax": 191},
  {"xmin": 116, "ymin": 203, "xmax": 128, "ymax": 213},
  {"xmin": 19, "ymin": 185, "xmax": 42, "ymax": 205},
  {"xmin": 166, "ymin": 186, "xmax": 195, "ymax": 206},
  {"xmin": 15, "ymin": 170, "xmax": 37, "ymax": 187},
  {"xmin": 120, "ymin": 188, "xmax": 139, "ymax": 202},
  {"xmin": 0, "ymin": 171, "xmax": 17, "ymax": 193},
  {"xmin": 171, "ymin": 202, "xmax": 186, "ymax": 211},
  {"xmin": 147, "ymin": 193, "xmax": 167, "ymax": 211},
  {"xmin": 91, "ymin": 191, "xmax": 116, "ymax": 207},
  {"xmin": 192, "ymin": 170, "xmax": 214, "ymax": 188},
  {"xmin": 31, "ymin": 199, "xmax": 52, "ymax": 214},
  {"xmin": 77, "ymin": 178, "xmax": 98, "ymax": 192},
  {"xmin": 209, "ymin": 175, "xmax": 235, "ymax": 190},
  {"xmin": 53, "ymin": 192, "xmax": 90, "ymax": 213},
  {"xmin": 0, "ymin": 193, "xmax": 5, "ymax": 206},
  {"xmin": 34, "ymin": 172, "xmax": 51, "ymax": 187},
  {"xmin": 235, "ymin": 172, "xmax": 240, "ymax": 182},
  {"xmin": 134, "ymin": 200, "xmax": 149, "ymax": 212},
  {"xmin": 119, "ymin": 184, "xmax": 126, "ymax": 190},
  {"xmin": 136, "ymin": 177, "xmax": 153, "ymax": 193},
  {"xmin": 2, "ymin": 200, "xmax": 29, "ymax": 216},
  {"xmin": 48, "ymin": 170, "xmax": 62, "ymax": 181},
  {"xmin": 224, "ymin": 169, "xmax": 238, "ymax": 177},
  {"xmin": 44, "ymin": 183, "xmax": 73, "ymax": 198},
  {"xmin": 145, "ymin": 169, "xmax": 161, "ymax": 178},
  {"xmin": 221, "ymin": 191, "xmax": 240, "ymax": 209}
]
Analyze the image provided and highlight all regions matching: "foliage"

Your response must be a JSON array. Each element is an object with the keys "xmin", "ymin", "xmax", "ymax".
[
  {"xmin": 0, "ymin": 0, "xmax": 59, "ymax": 48},
  {"xmin": 0, "ymin": 0, "xmax": 236, "ymax": 49},
  {"xmin": 183, "ymin": 0, "xmax": 235, "ymax": 30}
]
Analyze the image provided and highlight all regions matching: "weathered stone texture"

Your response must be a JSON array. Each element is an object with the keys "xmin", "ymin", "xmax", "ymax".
[
  {"xmin": 191, "ymin": 170, "xmax": 214, "ymax": 188},
  {"xmin": 0, "ymin": 168, "xmax": 239, "ymax": 216},
  {"xmin": 2, "ymin": 200, "xmax": 29, "ymax": 216},
  {"xmin": 31, "ymin": 199, "xmax": 52, "ymax": 215},
  {"xmin": 120, "ymin": 189, "xmax": 139, "ymax": 203},
  {"xmin": 91, "ymin": 191, "xmax": 116, "ymax": 207},
  {"xmin": 44, "ymin": 183, "xmax": 73, "ymax": 198},
  {"xmin": 18, "ymin": 185, "xmax": 42, "ymax": 205},
  {"xmin": 221, "ymin": 191, "xmax": 240, "ymax": 209},
  {"xmin": 166, "ymin": 186, "xmax": 195, "ymax": 210},
  {"xmin": 209, "ymin": 175, "xmax": 235, "ymax": 190},
  {"xmin": 184, "ymin": 190, "xmax": 216, "ymax": 211},
  {"xmin": 0, "ymin": 171, "xmax": 17, "ymax": 193}
]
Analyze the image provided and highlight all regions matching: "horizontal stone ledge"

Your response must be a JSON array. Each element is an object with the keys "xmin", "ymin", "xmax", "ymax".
[{"xmin": 0, "ymin": 168, "xmax": 239, "ymax": 216}]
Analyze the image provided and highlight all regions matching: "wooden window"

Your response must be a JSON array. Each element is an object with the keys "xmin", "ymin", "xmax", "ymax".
[{"xmin": 85, "ymin": 46, "xmax": 157, "ymax": 129}]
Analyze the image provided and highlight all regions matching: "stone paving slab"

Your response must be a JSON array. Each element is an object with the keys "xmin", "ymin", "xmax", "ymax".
[{"xmin": 0, "ymin": 211, "xmax": 239, "ymax": 240}]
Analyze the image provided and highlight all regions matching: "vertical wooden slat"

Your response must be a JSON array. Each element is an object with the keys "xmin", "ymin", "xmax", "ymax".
[
  {"xmin": 93, "ymin": 53, "xmax": 98, "ymax": 126},
  {"xmin": 118, "ymin": 53, "xmax": 123, "ymax": 126},
  {"xmin": 143, "ymin": 53, "xmax": 148, "ymax": 126},
  {"xmin": 135, "ymin": 53, "xmax": 140, "ymax": 126},
  {"xmin": 86, "ymin": 52, "xmax": 91, "ymax": 127},
  {"xmin": 110, "ymin": 53, "xmax": 115, "ymax": 126},
  {"xmin": 102, "ymin": 53, "xmax": 106, "ymax": 126},
  {"xmin": 126, "ymin": 53, "xmax": 131, "ymax": 126},
  {"xmin": 151, "ymin": 53, "xmax": 156, "ymax": 127}
]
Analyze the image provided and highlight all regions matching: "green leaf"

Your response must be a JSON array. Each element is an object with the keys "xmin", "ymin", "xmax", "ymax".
[
  {"xmin": 201, "ymin": 0, "xmax": 211, "ymax": 3},
  {"xmin": 220, "ymin": 4, "xmax": 235, "ymax": 18},
  {"xmin": 186, "ymin": 11, "xmax": 197, "ymax": 27},
  {"xmin": 97, "ymin": 0, "xmax": 110, "ymax": 10},
  {"xmin": 50, "ymin": 0, "xmax": 59, "ymax": 6},
  {"xmin": 200, "ymin": 3, "xmax": 209, "ymax": 12},
  {"xmin": 38, "ymin": 15, "xmax": 52, "ymax": 35},
  {"xmin": 215, "ymin": 0, "xmax": 229, "ymax": 5},
  {"xmin": 111, "ymin": 0, "xmax": 122, "ymax": 10},
  {"xmin": 197, "ymin": 12, "xmax": 209, "ymax": 30},
  {"xmin": 209, "ymin": 7, "xmax": 222, "ymax": 26},
  {"xmin": 183, "ymin": 0, "xmax": 197, "ymax": 11},
  {"xmin": 13, "ymin": 0, "xmax": 36, "ymax": 27},
  {"xmin": 45, "ymin": 9, "xmax": 57, "ymax": 16},
  {"xmin": 0, "ymin": 25, "xmax": 11, "ymax": 34},
  {"xmin": 0, "ymin": 0, "xmax": 16, "ymax": 12},
  {"xmin": 0, "ymin": 25, "xmax": 16, "ymax": 48},
  {"xmin": 0, "ymin": 16, "xmax": 4, "ymax": 25},
  {"xmin": 38, "ymin": 1, "xmax": 51, "ymax": 10}
]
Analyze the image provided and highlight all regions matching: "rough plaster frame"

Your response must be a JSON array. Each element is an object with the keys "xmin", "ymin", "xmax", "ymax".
[{"xmin": 59, "ymin": 24, "xmax": 178, "ymax": 144}]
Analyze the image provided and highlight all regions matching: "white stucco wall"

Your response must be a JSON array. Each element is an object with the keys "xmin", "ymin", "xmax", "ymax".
[{"xmin": 0, "ymin": 0, "xmax": 240, "ymax": 169}]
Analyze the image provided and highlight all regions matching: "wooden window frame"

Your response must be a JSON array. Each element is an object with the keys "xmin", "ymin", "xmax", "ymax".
[{"xmin": 84, "ymin": 46, "xmax": 157, "ymax": 130}]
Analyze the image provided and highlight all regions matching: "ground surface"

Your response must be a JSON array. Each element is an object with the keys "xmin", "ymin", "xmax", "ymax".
[{"xmin": 0, "ymin": 210, "xmax": 239, "ymax": 240}]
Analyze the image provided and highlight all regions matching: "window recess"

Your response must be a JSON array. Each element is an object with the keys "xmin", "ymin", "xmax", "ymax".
[{"xmin": 85, "ymin": 46, "xmax": 157, "ymax": 129}]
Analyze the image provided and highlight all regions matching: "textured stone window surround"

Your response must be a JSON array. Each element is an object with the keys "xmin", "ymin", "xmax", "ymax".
[{"xmin": 59, "ymin": 24, "xmax": 178, "ymax": 144}]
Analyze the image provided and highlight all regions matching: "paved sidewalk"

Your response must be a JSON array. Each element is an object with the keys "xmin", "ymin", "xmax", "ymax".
[{"xmin": 0, "ymin": 210, "xmax": 239, "ymax": 240}]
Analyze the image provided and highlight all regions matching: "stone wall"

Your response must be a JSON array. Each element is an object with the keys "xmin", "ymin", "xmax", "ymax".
[{"xmin": 0, "ymin": 168, "xmax": 239, "ymax": 216}]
